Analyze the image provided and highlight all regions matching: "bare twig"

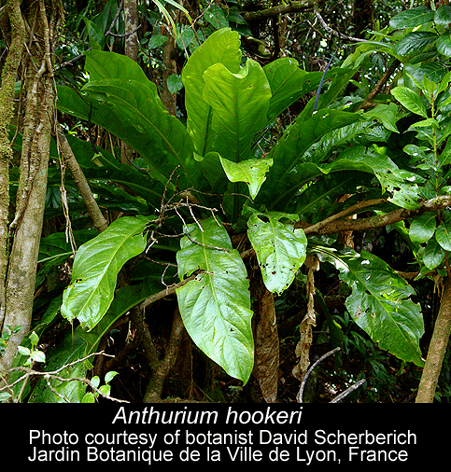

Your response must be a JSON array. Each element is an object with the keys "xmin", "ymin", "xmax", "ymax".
[
  {"xmin": 330, "ymin": 379, "xmax": 367, "ymax": 403},
  {"xmin": 56, "ymin": 125, "xmax": 109, "ymax": 233},
  {"xmin": 2, "ymin": 351, "xmax": 128, "ymax": 403},
  {"xmin": 105, "ymin": 0, "xmax": 124, "ymax": 36},
  {"xmin": 357, "ymin": 59, "xmax": 400, "ymax": 111},
  {"xmin": 140, "ymin": 273, "xmax": 199, "ymax": 309},
  {"xmin": 297, "ymin": 347, "xmax": 366, "ymax": 403},
  {"xmin": 298, "ymin": 347, "xmax": 341, "ymax": 402},
  {"xmin": 303, "ymin": 195, "xmax": 451, "ymax": 235},
  {"xmin": 243, "ymin": 0, "xmax": 319, "ymax": 22},
  {"xmin": 314, "ymin": 9, "xmax": 368, "ymax": 44},
  {"xmin": 303, "ymin": 198, "xmax": 387, "ymax": 234},
  {"xmin": 107, "ymin": 25, "xmax": 141, "ymax": 38}
]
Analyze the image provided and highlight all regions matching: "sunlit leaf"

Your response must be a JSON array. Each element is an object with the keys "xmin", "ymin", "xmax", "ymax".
[
  {"xmin": 176, "ymin": 217, "xmax": 254, "ymax": 383},
  {"xmin": 61, "ymin": 216, "xmax": 151, "ymax": 330},
  {"xmin": 247, "ymin": 211, "xmax": 307, "ymax": 295},
  {"xmin": 335, "ymin": 250, "xmax": 424, "ymax": 367}
]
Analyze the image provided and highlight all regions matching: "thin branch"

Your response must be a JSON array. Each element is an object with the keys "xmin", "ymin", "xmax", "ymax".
[
  {"xmin": 298, "ymin": 347, "xmax": 340, "ymax": 402},
  {"xmin": 57, "ymin": 125, "xmax": 109, "ymax": 233},
  {"xmin": 2, "ymin": 351, "xmax": 128, "ymax": 403},
  {"xmin": 314, "ymin": 9, "xmax": 368, "ymax": 43},
  {"xmin": 330, "ymin": 379, "xmax": 366, "ymax": 403},
  {"xmin": 357, "ymin": 59, "xmax": 400, "ymax": 111},
  {"xmin": 107, "ymin": 25, "xmax": 141, "ymax": 38},
  {"xmin": 297, "ymin": 347, "xmax": 367, "ymax": 403},
  {"xmin": 303, "ymin": 195, "xmax": 451, "ymax": 235},
  {"xmin": 242, "ymin": 0, "xmax": 321, "ymax": 22},
  {"xmin": 304, "ymin": 198, "xmax": 387, "ymax": 234},
  {"xmin": 140, "ymin": 273, "xmax": 199, "ymax": 309},
  {"xmin": 105, "ymin": 0, "xmax": 124, "ymax": 36}
]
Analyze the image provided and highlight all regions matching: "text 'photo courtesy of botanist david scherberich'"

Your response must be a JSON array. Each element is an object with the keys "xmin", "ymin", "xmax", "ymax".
[{"xmin": 19, "ymin": 404, "xmax": 438, "ymax": 468}]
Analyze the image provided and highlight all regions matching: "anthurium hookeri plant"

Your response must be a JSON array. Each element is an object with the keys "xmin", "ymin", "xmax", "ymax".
[{"xmin": 54, "ymin": 27, "xmax": 432, "ymax": 401}]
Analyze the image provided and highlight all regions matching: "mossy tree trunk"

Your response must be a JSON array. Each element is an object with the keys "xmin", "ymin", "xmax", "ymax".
[
  {"xmin": 0, "ymin": 0, "xmax": 63, "ymax": 382},
  {"xmin": 416, "ymin": 277, "xmax": 451, "ymax": 403}
]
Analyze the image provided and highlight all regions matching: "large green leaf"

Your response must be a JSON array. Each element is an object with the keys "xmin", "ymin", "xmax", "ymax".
[
  {"xmin": 85, "ymin": 49, "xmax": 150, "ymax": 84},
  {"xmin": 258, "ymin": 111, "xmax": 362, "ymax": 208},
  {"xmin": 182, "ymin": 28, "xmax": 242, "ymax": 155},
  {"xmin": 57, "ymin": 51, "xmax": 196, "ymax": 188},
  {"xmin": 61, "ymin": 216, "xmax": 151, "ymax": 330},
  {"xmin": 220, "ymin": 156, "xmax": 273, "ymax": 199},
  {"xmin": 247, "ymin": 211, "xmax": 307, "ymax": 295},
  {"xmin": 203, "ymin": 59, "xmax": 271, "ymax": 163},
  {"xmin": 391, "ymin": 86, "xmax": 428, "ymax": 118},
  {"xmin": 176, "ymin": 217, "xmax": 254, "ymax": 383},
  {"xmin": 336, "ymin": 250, "xmax": 424, "ymax": 367},
  {"xmin": 63, "ymin": 133, "xmax": 165, "ymax": 207},
  {"xmin": 263, "ymin": 58, "xmax": 330, "ymax": 122},
  {"xmin": 435, "ymin": 219, "xmax": 451, "ymax": 251},
  {"xmin": 423, "ymin": 237, "xmax": 446, "ymax": 269},
  {"xmin": 393, "ymin": 32, "xmax": 438, "ymax": 57},
  {"xmin": 436, "ymin": 32, "xmax": 451, "ymax": 57},
  {"xmin": 435, "ymin": 4, "xmax": 451, "ymax": 26},
  {"xmin": 82, "ymin": 79, "xmax": 196, "ymax": 186},
  {"xmin": 409, "ymin": 213, "xmax": 437, "ymax": 243},
  {"xmin": 389, "ymin": 6, "xmax": 435, "ymax": 29}
]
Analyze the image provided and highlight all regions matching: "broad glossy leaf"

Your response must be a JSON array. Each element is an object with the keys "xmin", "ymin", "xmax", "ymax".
[
  {"xmin": 407, "ymin": 61, "xmax": 449, "ymax": 85},
  {"xmin": 81, "ymin": 79, "xmax": 196, "ymax": 187},
  {"xmin": 437, "ymin": 32, "xmax": 451, "ymax": 57},
  {"xmin": 259, "ymin": 110, "xmax": 362, "ymax": 208},
  {"xmin": 195, "ymin": 151, "xmax": 227, "ymax": 192},
  {"xmin": 182, "ymin": 28, "xmax": 242, "ymax": 155},
  {"xmin": 389, "ymin": 6, "xmax": 435, "ymax": 29},
  {"xmin": 263, "ymin": 58, "xmax": 329, "ymax": 122},
  {"xmin": 57, "ymin": 51, "xmax": 196, "ymax": 188},
  {"xmin": 247, "ymin": 211, "xmax": 307, "ymax": 295},
  {"xmin": 337, "ymin": 250, "xmax": 424, "ymax": 367},
  {"xmin": 166, "ymin": 73, "xmax": 184, "ymax": 94},
  {"xmin": 393, "ymin": 32, "xmax": 438, "ymax": 57},
  {"xmin": 435, "ymin": 4, "xmax": 451, "ymax": 25},
  {"xmin": 85, "ymin": 49, "xmax": 149, "ymax": 84},
  {"xmin": 435, "ymin": 220, "xmax": 451, "ymax": 250},
  {"xmin": 409, "ymin": 213, "xmax": 437, "ymax": 243},
  {"xmin": 299, "ymin": 67, "xmax": 358, "ymax": 119},
  {"xmin": 424, "ymin": 237, "xmax": 446, "ymax": 269},
  {"xmin": 220, "ymin": 156, "xmax": 273, "ymax": 199},
  {"xmin": 61, "ymin": 216, "xmax": 151, "ymax": 330},
  {"xmin": 27, "ymin": 269, "xmax": 166, "ymax": 402},
  {"xmin": 203, "ymin": 59, "xmax": 271, "ymax": 162},
  {"xmin": 364, "ymin": 103, "xmax": 399, "ymax": 133},
  {"xmin": 391, "ymin": 86, "xmax": 428, "ymax": 118},
  {"xmin": 378, "ymin": 169, "xmax": 424, "ymax": 210},
  {"xmin": 176, "ymin": 217, "xmax": 254, "ymax": 383},
  {"xmin": 85, "ymin": 150, "xmax": 165, "ymax": 208}
]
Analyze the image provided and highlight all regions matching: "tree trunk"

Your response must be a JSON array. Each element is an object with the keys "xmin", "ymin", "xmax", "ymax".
[
  {"xmin": 251, "ymin": 266, "xmax": 279, "ymax": 403},
  {"xmin": 123, "ymin": 0, "xmax": 138, "ymax": 62},
  {"xmin": 0, "ymin": 0, "xmax": 63, "ymax": 380},
  {"xmin": 0, "ymin": 0, "xmax": 26, "ymax": 338},
  {"xmin": 161, "ymin": 31, "xmax": 178, "ymax": 116},
  {"xmin": 121, "ymin": 0, "xmax": 138, "ymax": 164},
  {"xmin": 416, "ymin": 276, "xmax": 451, "ymax": 403}
]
